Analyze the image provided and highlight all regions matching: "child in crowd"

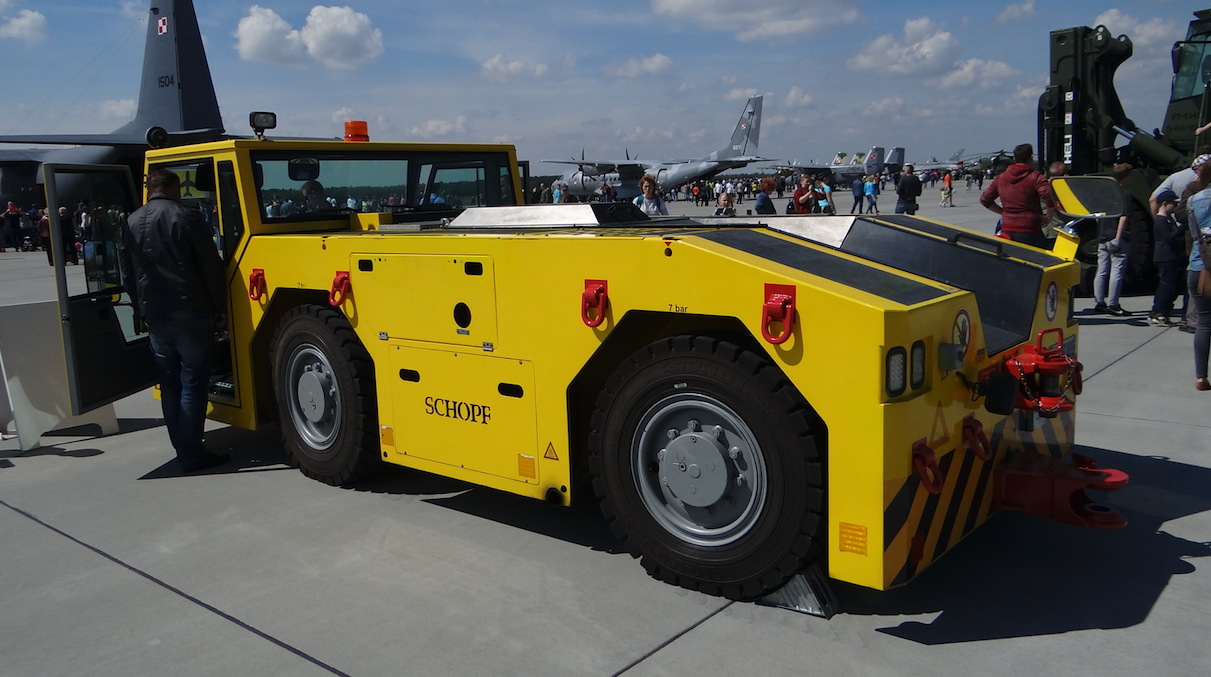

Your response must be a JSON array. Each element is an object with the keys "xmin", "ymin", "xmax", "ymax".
[{"xmin": 1149, "ymin": 190, "xmax": 1186, "ymax": 325}]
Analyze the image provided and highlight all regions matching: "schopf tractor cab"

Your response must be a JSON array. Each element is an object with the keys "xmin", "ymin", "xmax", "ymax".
[{"xmin": 38, "ymin": 112, "xmax": 1128, "ymax": 611}]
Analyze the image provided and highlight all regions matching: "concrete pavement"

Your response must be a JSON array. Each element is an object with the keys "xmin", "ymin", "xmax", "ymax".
[{"xmin": 2, "ymin": 199, "xmax": 1209, "ymax": 676}]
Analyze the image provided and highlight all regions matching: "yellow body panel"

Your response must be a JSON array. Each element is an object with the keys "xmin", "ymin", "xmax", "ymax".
[{"xmin": 139, "ymin": 140, "xmax": 1083, "ymax": 591}]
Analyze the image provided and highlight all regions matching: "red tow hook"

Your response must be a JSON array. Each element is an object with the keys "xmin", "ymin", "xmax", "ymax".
[
  {"xmin": 581, "ymin": 279, "xmax": 608, "ymax": 327},
  {"xmin": 248, "ymin": 269, "xmax": 267, "ymax": 301},
  {"xmin": 911, "ymin": 439, "xmax": 944, "ymax": 495},
  {"xmin": 962, "ymin": 415, "xmax": 992, "ymax": 461},
  {"xmin": 1005, "ymin": 328, "xmax": 1081, "ymax": 418},
  {"xmin": 993, "ymin": 452, "xmax": 1129, "ymax": 529},
  {"xmin": 761, "ymin": 283, "xmax": 796, "ymax": 345},
  {"xmin": 329, "ymin": 271, "xmax": 351, "ymax": 307}
]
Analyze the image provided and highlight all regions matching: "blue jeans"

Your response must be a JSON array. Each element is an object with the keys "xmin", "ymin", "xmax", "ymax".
[
  {"xmin": 149, "ymin": 315, "xmax": 214, "ymax": 463},
  {"xmin": 1094, "ymin": 242, "xmax": 1127, "ymax": 306},
  {"xmin": 895, "ymin": 200, "xmax": 917, "ymax": 215}
]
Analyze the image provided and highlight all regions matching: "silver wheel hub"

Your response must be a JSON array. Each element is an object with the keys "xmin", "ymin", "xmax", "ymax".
[
  {"xmin": 284, "ymin": 345, "xmax": 341, "ymax": 450},
  {"xmin": 632, "ymin": 394, "xmax": 767, "ymax": 547}
]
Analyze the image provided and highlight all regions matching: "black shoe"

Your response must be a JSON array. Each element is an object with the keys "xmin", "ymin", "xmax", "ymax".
[
  {"xmin": 181, "ymin": 452, "xmax": 231, "ymax": 473},
  {"xmin": 1092, "ymin": 302, "xmax": 1108, "ymax": 314},
  {"xmin": 1107, "ymin": 305, "xmax": 1129, "ymax": 316},
  {"xmin": 1181, "ymin": 324, "xmax": 1197, "ymax": 334}
]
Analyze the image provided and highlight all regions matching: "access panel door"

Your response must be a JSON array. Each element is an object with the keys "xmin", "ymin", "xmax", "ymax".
[
  {"xmin": 43, "ymin": 163, "xmax": 156, "ymax": 415},
  {"xmin": 390, "ymin": 345, "xmax": 539, "ymax": 484}
]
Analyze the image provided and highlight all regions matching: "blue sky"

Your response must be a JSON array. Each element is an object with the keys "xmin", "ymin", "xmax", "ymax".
[{"xmin": 0, "ymin": 1, "xmax": 1199, "ymax": 170}]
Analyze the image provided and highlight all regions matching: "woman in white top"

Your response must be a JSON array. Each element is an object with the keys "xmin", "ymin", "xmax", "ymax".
[{"xmin": 633, "ymin": 174, "xmax": 668, "ymax": 216}]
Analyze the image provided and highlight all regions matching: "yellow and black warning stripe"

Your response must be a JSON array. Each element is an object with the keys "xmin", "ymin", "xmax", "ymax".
[{"xmin": 882, "ymin": 410, "xmax": 1075, "ymax": 587}]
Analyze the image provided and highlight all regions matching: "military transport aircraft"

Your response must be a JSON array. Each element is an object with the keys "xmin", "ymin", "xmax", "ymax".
[
  {"xmin": 780, "ymin": 145, "xmax": 905, "ymax": 187},
  {"xmin": 0, "ymin": 0, "xmax": 225, "ymax": 208},
  {"xmin": 543, "ymin": 96, "xmax": 765, "ymax": 201}
]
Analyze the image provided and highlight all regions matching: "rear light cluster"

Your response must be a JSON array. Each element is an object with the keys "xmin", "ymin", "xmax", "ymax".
[{"xmin": 887, "ymin": 340, "xmax": 927, "ymax": 397}]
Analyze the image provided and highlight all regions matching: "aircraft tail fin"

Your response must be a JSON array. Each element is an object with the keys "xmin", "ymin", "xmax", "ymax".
[
  {"xmin": 948, "ymin": 149, "xmax": 965, "ymax": 163},
  {"xmin": 863, "ymin": 147, "xmax": 884, "ymax": 175},
  {"xmin": 711, "ymin": 96, "xmax": 762, "ymax": 159},
  {"xmin": 114, "ymin": 0, "xmax": 223, "ymax": 138},
  {"xmin": 885, "ymin": 147, "xmax": 905, "ymax": 173}
]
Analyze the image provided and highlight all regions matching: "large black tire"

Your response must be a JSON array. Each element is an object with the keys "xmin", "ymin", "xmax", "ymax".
[
  {"xmin": 270, "ymin": 305, "xmax": 379, "ymax": 486},
  {"xmin": 588, "ymin": 335, "xmax": 823, "ymax": 600}
]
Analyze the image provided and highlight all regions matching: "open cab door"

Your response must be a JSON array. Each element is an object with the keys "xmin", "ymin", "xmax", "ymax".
[
  {"xmin": 42, "ymin": 163, "xmax": 157, "ymax": 415},
  {"xmin": 1049, "ymin": 175, "xmax": 1124, "ymax": 262}
]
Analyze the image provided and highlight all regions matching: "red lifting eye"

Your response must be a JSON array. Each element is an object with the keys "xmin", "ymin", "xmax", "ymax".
[
  {"xmin": 761, "ymin": 283, "xmax": 796, "ymax": 345},
  {"xmin": 329, "ymin": 271, "xmax": 351, "ymax": 307},
  {"xmin": 581, "ymin": 279, "xmax": 608, "ymax": 328},
  {"xmin": 248, "ymin": 269, "xmax": 266, "ymax": 301}
]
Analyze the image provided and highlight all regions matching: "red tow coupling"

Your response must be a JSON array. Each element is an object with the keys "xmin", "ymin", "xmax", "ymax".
[
  {"xmin": 1004, "ymin": 327, "xmax": 1082, "ymax": 418},
  {"xmin": 911, "ymin": 440, "xmax": 944, "ymax": 495},
  {"xmin": 581, "ymin": 279, "xmax": 608, "ymax": 327},
  {"xmin": 761, "ymin": 283, "xmax": 796, "ymax": 345},
  {"xmin": 994, "ymin": 452, "xmax": 1129, "ymax": 529},
  {"xmin": 962, "ymin": 415, "xmax": 992, "ymax": 461},
  {"xmin": 329, "ymin": 271, "xmax": 351, "ymax": 307},
  {"xmin": 248, "ymin": 269, "xmax": 267, "ymax": 301}
]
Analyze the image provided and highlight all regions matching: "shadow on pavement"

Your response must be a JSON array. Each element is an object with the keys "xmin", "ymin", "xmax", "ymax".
[
  {"xmin": 1, "ymin": 445, "xmax": 103, "ymax": 459},
  {"xmin": 137, "ymin": 424, "xmax": 294, "ymax": 479},
  {"xmin": 838, "ymin": 447, "xmax": 1211, "ymax": 644}
]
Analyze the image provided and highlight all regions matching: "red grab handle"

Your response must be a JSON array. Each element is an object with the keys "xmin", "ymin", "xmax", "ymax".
[
  {"xmin": 582, "ymin": 279, "xmax": 608, "ymax": 327},
  {"xmin": 329, "ymin": 271, "xmax": 351, "ymax": 307},
  {"xmin": 249, "ymin": 269, "xmax": 267, "ymax": 301},
  {"xmin": 912, "ymin": 440, "xmax": 944, "ymax": 495},
  {"xmin": 761, "ymin": 283, "xmax": 796, "ymax": 345},
  {"xmin": 962, "ymin": 415, "xmax": 992, "ymax": 461}
]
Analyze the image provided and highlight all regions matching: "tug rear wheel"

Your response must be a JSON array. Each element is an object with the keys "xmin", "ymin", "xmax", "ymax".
[
  {"xmin": 589, "ymin": 335, "xmax": 823, "ymax": 599},
  {"xmin": 270, "ymin": 305, "xmax": 379, "ymax": 486}
]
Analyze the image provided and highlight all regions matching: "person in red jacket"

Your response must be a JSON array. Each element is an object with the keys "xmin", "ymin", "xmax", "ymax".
[{"xmin": 979, "ymin": 143, "xmax": 1055, "ymax": 249}]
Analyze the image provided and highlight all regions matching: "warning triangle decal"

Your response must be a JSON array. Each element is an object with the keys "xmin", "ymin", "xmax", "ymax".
[
  {"xmin": 544, "ymin": 443, "xmax": 559, "ymax": 461},
  {"xmin": 929, "ymin": 403, "xmax": 949, "ymax": 444}
]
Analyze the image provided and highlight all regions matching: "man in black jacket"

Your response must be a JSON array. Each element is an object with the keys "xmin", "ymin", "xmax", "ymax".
[
  {"xmin": 896, "ymin": 165, "xmax": 922, "ymax": 215},
  {"xmin": 122, "ymin": 168, "xmax": 229, "ymax": 472}
]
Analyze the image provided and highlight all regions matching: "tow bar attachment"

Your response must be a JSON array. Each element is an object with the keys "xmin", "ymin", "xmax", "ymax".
[
  {"xmin": 994, "ymin": 452, "xmax": 1128, "ymax": 529},
  {"xmin": 1005, "ymin": 328, "xmax": 1083, "ymax": 417},
  {"xmin": 248, "ymin": 268, "xmax": 267, "ymax": 301},
  {"xmin": 329, "ymin": 271, "xmax": 351, "ymax": 307}
]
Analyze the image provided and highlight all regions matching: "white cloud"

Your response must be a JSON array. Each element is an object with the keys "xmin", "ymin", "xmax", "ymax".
[
  {"xmin": 1093, "ymin": 9, "xmax": 1182, "ymax": 49},
  {"xmin": 482, "ymin": 54, "xmax": 550, "ymax": 80},
  {"xmin": 0, "ymin": 9, "xmax": 46, "ymax": 43},
  {"xmin": 96, "ymin": 99, "xmax": 136, "ymax": 120},
  {"xmin": 995, "ymin": 0, "xmax": 1035, "ymax": 24},
  {"xmin": 785, "ymin": 85, "xmax": 813, "ymax": 108},
  {"xmin": 119, "ymin": 1, "xmax": 143, "ymax": 20},
  {"xmin": 234, "ymin": 5, "xmax": 383, "ymax": 69},
  {"xmin": 864, "ymin": 96, "xmax": 903, "ymax": 117},
  {"xmin": 299, "ymin": 5, "xmax": 383, "ymax": 69},
  {"xmin": 332, "ymin": 107, "xmax": 356, "ymax": 123},
  {"xmin": 725, "ymin": 88, "xmax": 757, "ymax": 101},
  {"xmin": 234, "ymin": 6, "xmax": 307, "ymax": 66},
  {"xmin": 652, "ymin": 0, "xmax": 862, "ymax": 42},
  {"xmin": 410, "ymin": 116, "xmax": 467, "ymax": 139},
  {"xmin": 604, "ymin": 53, "xmax": 674, "ymax": 77},
  {"xmin": 939, "ymin": 59, "xmax": 1020, "ymax": 89},
  {"xmin": 849, "ymin": 18, "xmax": 960, "ymax": 76}
]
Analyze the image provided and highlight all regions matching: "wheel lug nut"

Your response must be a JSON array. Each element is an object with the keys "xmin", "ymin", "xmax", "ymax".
[
  {"xmin": 729, "ymin": 446, "xmax": 740, "ymax": 459},
  {"xmin": 667, "ymin": 429, "xmax": 679, "ymax": 440},
  {"xmin": 687, "ymin": 419, "xmax": 699, "ymax": 431},
  {"xmin": 735, "ymin": 476, "xmax": 745, "ymax": 487},
  {"xmin": 711, "ymin": 425, "xmax": 723, "ymax": 438},
  {"xmin": 657, "ymin": 449, "xmax": 665, "ymax": 461}
]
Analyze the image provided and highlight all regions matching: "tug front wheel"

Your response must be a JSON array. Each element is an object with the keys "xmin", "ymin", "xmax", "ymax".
[
  {"xmin": 589, "ymin": 336, "xmax": 823, "ymax": 599},
  {"xmin": 270, "ymin": 305, "xmax": 379, "ymax": 486}
]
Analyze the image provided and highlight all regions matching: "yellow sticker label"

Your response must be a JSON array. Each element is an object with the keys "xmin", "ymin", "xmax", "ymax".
[
  {"xmin": 839, "ymin": 522, "xmax": 868, "ymax": 555},
  {"xmin": 544, "ymin": 442, "xmax": 559, "ymax": 461}
]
